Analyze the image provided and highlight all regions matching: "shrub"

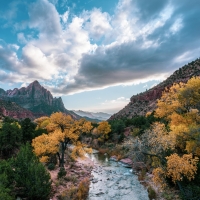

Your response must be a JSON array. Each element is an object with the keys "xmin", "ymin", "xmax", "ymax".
[
  {"xmin": 58, "ymin": 186, "xmax": 77, "ymax": 200},
  {"xmin": 58, "ymin": 167, "xmax": 66, "ymax": 179},
  {"xmin": 77, "ymin": 178, "xmax": 90, "ymax": 200},
  {"xmin": 47, "ymin": 163, "xmax": 55, "ymax": 171},
  {"xmin": 148, "ymin": 186, "xmax": 157, "ymax": 200},
  {"xmin": 64, "ymin": 175, "xmax": 77, "ymax": 183}
]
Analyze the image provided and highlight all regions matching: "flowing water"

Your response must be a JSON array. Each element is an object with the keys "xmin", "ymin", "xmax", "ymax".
[{"xmin": 87, "ymin": 153, "xmax": 149, "ymax": 200}]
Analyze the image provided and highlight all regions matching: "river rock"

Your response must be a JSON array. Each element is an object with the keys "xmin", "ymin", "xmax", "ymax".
[
  {"xmin": 119, "ymin": 158, "xmax": 133, "ymax": 167},
  {"xmin": 92, "ymin": 139, "xmax": 99, "ymax": 149},
  {"xmin": 109, "ymin": 155, "xmax": 117, "ymax": 161},
  {"xmin": 132, "ymin": 162, "xmax": 146, "ymax": 171}
]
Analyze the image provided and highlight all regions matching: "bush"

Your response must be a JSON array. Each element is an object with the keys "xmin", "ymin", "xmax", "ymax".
[
  {"xmin": 58, "ymin": 186, "xmax": 77, "ymax": 200},
  {"xmin": 77, "ymin": 178, "xmax": 90, "ymax": 200},
  {"xmin": 64, "ymin": 175, "xmax": 77, "ymax": 183},
  {"xmin": 47, "ymin": 163, "xmax": 55, "ymax": 171},
  {"xmin": 58, "ymin": 167, "xmax": 66, "ymax": 179},
  {"xmin": 148, "ymin": 186, "xmax": 157, "ymax": 200},
  {"xmin": 58, "ymin": 178, "xmax": 90, "ymax": 200}
]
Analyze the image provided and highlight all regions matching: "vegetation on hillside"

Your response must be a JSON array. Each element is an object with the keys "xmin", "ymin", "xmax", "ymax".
[
  {"xmin": 1, "ymin": 76, "xmax": 200, "ymax": 199},
  {"xmin": 107, "ymin": 77, "xmax": 200, "ymax": 199},
  {"xmin": 0, "ymin": 112, "xmax": 110, "ymax": 199}
]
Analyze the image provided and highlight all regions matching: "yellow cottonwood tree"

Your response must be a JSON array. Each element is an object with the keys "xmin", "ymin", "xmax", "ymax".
[
  {"xmin": 141, "ymin": 122, "xmax": 176, "ymax": 160},
  {"xmin": 147, "ymin": 77, "xmax": 200, "ymax": 188},
  {"xmin": 32, "ymin": 112, "xmax": 93, "ymax": 166},
  {"xmin": 152, "ymin": 153, "xmax": 199, "ymax": 187},
  {"xmin": 96, "ymin": 121, "xmax": 111, "ymax": 142},
  {"xmin": 155, "ymin": 77, "xmax": 200, "ymax": 154},
  {"xmin": 166, "ymin": 153, "xmax": 199, "ymax": 183},
  {"xmin": 34, "ymin": 116, "xmax": 50, "ymax": 129}
]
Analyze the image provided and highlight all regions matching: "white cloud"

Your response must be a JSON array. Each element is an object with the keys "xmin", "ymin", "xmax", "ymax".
[
  {"xmin": 170, "ymin": 17, "xmax": 183, "ymax": 34},
  {"xmin": 0, "ymin": 0, "xmax": 200, "ymax": 96},
  {"xmin": 17, "ymin": 33, "xmax": 28, "ymax": 44},
  {"xmin": 61, "ymin": 10, "xmax": 69, "ymax": 24},
  {"xmin": 83, "ymin": 8, "xmax": 112, "ymax": 41}
]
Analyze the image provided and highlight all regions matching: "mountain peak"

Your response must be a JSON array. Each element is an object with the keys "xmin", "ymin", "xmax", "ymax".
[{"xmin": 29, "ymin": 80, "xmax": 41, "ymax": 88}]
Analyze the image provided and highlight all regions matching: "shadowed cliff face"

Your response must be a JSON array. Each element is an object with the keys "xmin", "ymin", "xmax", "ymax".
[
  {"xmin": 109, "ymin": 58, "xmax": 200, "ymax": 120},
  {"xmin": 0, "ymin": 81, "xmax": 79, "ymax": 119}
]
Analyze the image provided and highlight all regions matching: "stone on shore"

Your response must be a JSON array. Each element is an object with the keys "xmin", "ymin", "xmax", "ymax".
[
  {"xmin": 132, "ymin": 162, "xmax": 146, "ymax": 171},
  {"xmin": 119, "ymin": 158, "xmax": 133, "ymax": 168}
]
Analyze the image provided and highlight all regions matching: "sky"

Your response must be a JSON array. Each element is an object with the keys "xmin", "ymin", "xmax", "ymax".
[{"xmin": 0, "ymin": 0, "xmax": 200, "ymax": 114}]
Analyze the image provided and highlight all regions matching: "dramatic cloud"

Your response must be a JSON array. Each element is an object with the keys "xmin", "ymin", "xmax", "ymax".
[{"xmin": 0, "ymin": 0, "xmax": 200, "ymax": 95}]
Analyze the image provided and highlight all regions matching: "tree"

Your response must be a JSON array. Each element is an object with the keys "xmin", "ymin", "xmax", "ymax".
[
  {"xmin": 148, "ymin": 77, "xmax": 200, "ymax": 188},
  {"xmin": 32, "ymin": 112, "xmax": 93, "ymax": 167},
  {"xmin": 140, "ymin": 122, "xmax": 176, "ymax": 157},
  {"xmin": 34, "ymin": 116, "xmax": 50, "ymax": 129},
  {"xmin": 109, "ymin": 120, "xmax": 125, "ymax": 142},
  {"xmin": 155, "ymin": 77, "xmax": 200, "ymax": 155},
  {"xmin": 0, "ymin": 160, "xmax": 14, "ymax": 200},
  {"xmin": 166, "ymin": 153, "xmax": 199, "ymax": 183},
  {"xmin": 96, "ymin": 121, "xmax": 111, "ymax": 142},
  {"xmin": 0, "ymin": 122, "xmax": 22, "ymax": 157},
  {"xmin": 12, "ymin": 144, "xmax": 51, "ymax": 200},
  {"xmin": 21, "ymin": 118, "xmax": 37, "ymax": 143},
  {"xmin": 152, "ymin": 153, "xmax": 199, "ymax": 187}
]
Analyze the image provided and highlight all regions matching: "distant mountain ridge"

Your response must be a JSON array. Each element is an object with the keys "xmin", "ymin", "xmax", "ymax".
[
  {"xmin": 0, "ymin": 80, "xmax": 79, "ymax": 119},
  {"xmin": 73, "ymin": 110, "xmax": 111, "ymax": 121},
  {"xmin": 109, "ymin": 58, "xmax": 200, "ymax": 120}
]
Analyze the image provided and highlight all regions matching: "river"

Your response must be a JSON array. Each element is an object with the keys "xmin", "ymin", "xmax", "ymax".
[{"xmin": 87, "ymin": 152, "xmax": 149, "ymax": 200}]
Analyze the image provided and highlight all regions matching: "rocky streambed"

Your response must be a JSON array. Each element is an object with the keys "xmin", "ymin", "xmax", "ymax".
[{"xmin": 87, "ymin": 153, "xmax": 149, "ymax": 200}]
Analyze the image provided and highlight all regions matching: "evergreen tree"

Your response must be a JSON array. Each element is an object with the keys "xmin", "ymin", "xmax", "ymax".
[
  {"xmin": 12, "ymin": 144, "xmax": 51, "ymax": 200},
  {"xmin": 21, "ymin": 118, "xmax": 36, "ymax": 143},
  {"xmin": 0, "ymin": 122, "xmax": 22, "ymax": 157}
]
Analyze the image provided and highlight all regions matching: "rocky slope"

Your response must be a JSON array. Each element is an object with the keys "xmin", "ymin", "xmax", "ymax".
[
  {"xmin": 0, "ymin": 80, "xmax": 79, "ymax": 119},
  {"xmin": 0, "ymin": 99, "xmax": 34, "ymax": 119},
  {"xmin": 109, "ymin": 58, "xmax": 200, "ymax": 120}
]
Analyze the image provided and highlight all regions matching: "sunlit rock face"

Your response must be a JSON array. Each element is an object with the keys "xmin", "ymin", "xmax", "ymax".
[
  {"xmin": 0, "ymin": 99, "xmax": 34, "ymax": 120},
  {"xmin": 109, "ymin": 59, "xmax": 200, "ymax": 120}
]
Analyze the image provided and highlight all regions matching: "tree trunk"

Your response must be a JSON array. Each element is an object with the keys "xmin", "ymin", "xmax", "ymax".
[
  {"xmin": 60, "ymin": 142, "xmax": 65, "ymax": 167},
  {"xmin": 57, "ymin": 152, "xmax": 62, "ymax": 167}
]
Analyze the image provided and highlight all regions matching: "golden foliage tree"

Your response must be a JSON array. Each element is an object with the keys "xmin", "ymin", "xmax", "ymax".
[
  {"xmin": 166, "ymin": 153, "xmax": 199, "ymax": 183},
  {"xmin": 96, "ymin": 121, "xmax": 111, "ymax": 142},
  {"xmin": 155, "ymin": 77, "xmax": 200, "ymax": 155},
  {"xmin": 32, "ymin": 112, "xmax": 93, "ymax": 167},
  {"xmin": 152, "ymin": 153, "xmax": 199, "ymax": 188},
  {"xmin": 146, "ymin": 77, "xmax": 200, "ymax": 187}
]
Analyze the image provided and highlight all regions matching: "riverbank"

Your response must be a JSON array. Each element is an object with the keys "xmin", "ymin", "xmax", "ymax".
[{"xmin": 49, "ymin": 156, "xmax": 94, "ymax": 200}]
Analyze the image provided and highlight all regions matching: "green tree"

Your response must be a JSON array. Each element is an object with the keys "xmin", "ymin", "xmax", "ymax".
[
  {"xmin": 0, "ymin": 160, "xmax": 14, "ymax": 200},
  {"xmin": 0, "ymin": 122, "xmax": 22, "ymax": 157},
  {"xmin": 21, "ymin": 118, "xmax": 37, "ymax": 143},
  {"xmin": 110, "ymin": 120, "xmax": 125, "ymax": 142},
  {"xmin": 12, "ymin": 144, "xmax": 51, "ymax": 200},
  {"xmin": 0, "ymin": 174, "xmax": 14, "ymax": 200}
]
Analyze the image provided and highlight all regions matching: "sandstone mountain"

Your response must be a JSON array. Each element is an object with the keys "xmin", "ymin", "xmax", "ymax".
[
  {"xmin": 109, "ymin": 58, "xmax": 200, "ymax": 120},
  {"xmin": 0, "ymin": 80, "xmax": 79, "ymax": 119}
]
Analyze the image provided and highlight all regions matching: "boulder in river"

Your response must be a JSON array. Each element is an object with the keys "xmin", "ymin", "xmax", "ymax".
[
  {"xmin": 109, "ymin": 155, "xmax": 118, "ymax": 161},
  {"xmin": 132, "ymin": 162, "xmax": 146, "ymax": 171},
  {"xmin": 119, "ymin": 158, "xmax": 133, "ymax": 168}
]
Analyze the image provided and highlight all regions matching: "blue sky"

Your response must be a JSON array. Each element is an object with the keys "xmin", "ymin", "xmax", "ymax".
[{"xmin": 0, "ymin": 0, "xmax": 200, "ymax": 114}]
